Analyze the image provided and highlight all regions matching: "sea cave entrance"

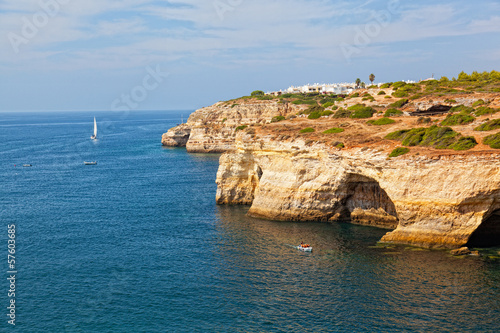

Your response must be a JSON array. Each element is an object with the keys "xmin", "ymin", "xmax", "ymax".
[
  {"xmin": 336, "ymin": 174, "xmax": 399, "ymax": 229},
  {"xmin": 467, "ymin": 209, "xmax": 500, "ymax": 247}
]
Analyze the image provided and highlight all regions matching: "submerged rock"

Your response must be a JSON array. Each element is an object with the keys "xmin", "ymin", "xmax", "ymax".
[{"xmin": 450, "ymin": 247, "xmax": 471, "ymax": 256}]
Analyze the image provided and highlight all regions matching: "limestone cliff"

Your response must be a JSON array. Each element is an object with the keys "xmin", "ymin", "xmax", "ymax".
[
  {"xmin": 215, "ymin": 132, "xmax": 500, "ymax": 249},
  {"xmin": 161, "ymin": 123, "xmax": 191, "ymax": 147},
  {"xmin": 162, "ymin": 100, "xmax": 302, "ymax": 153},
  {"xmin": 163, "ymin": 91, "xmax": 500, "ymax": 249}
]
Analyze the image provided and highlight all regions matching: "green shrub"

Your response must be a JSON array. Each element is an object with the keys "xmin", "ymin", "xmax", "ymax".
[
  {"xmin": 385, "ymin": 129, "xmax": 410, "ymax": 141},
  {"xmin": 271, "ymin": 116, "xmax": 286, "ymax": 123},
  {"xmin": 474, "ymin": 119, "xmax": 500, "ymax": 131},
  {"xmin": 380, "ymin": 83, "xmax": 392, "ymax": 89},
  {"xmin": 440, "ymin": 114, "xmax": 475, "ymax": 126},
  {"xmin": 222, "ymin": 118, "xmax": 227, "ymax": 123},
  {"xmin": 378, "ymin": 91, "xmax": 386, "ymax": 95},
  {"xmin": 350, "ymin": 92, "xmax": 360, "ymax": 98},
  {"xmin": 300, "ymin": 127, "xmax": 315, "ymax": 133},
  {"xmin": 472, "ymin": 99, "xmax": 486, "ymax": 107},
  {"xmin": 444, "ymin": 99, "xmax": 457, "ymax": 104},
  {"xmin": 308, "ymin": 112, "xmax": 322, "ymax": 119},
  {"xmin": 322, "ymin": 127, "xmax": 344, "ymax": 134},
  {"xmin": 302, "ymin": 105, "xmax": 324, "ymax": 114},
  {"xmin": 335, "ymin": 142, "xmax": 345, "ymax": 149},
  {"xmin": 322, "ymin": 102, "xmax": 335, "ymax": 108},
  {"xmin": 449, "ymin": 105, "xmax": 474, "ymax": 114},
  {"xmin": 333, "ymin": 108, "xmax": 352, "ymax": 118},
  {"xmin": 321, "ymin": 110, "xmax": 334, "ymax": 116},
  {"xmin": 389, "ymin": 147, "xmax": 410, "ymax": 158},
  {"xmin": 235, "ymin": 125, "xmax": 248, "ymax": 131},
  {"xmin": 409, "ymin": 93, "xmax": 424, "ymax": 100},
  {"xmin": 320, "ymin": 97, "xmax": 336, "ymax": 105},
  {"xmin": 367, "ymin": 117, "xmax": 396, "ymax": 125},
  {"xmin": 420, "ymin": 126, "xmax": 459, "ymax": 149},
  {"xmin": 389, "ymin": 99, "xmax": 409, "ymax": 108},
  {"xmin": 347, "ymin": 104, "xmax": 366, "ymax": 111},
  {"xmin": 392, "ymin": 81, "xmax": 407, "ymax": 89},
  {"xmin": 384, "ymin": 108, "xmax": 403, "ymax": 117},
  {"xmin": 350, "ymin": 107, "xmax": 375, "ymax": 119},
  {"xmin": 416, "ymin": 117, "xmax": 432, "ymax": 124},
  {"xmin": 251, "ymin": 90, "xmax": 265, "ymax": 97},
  {"xmin": 475, "ymin": 107, "xmax": 499, "ymax": 116},
  {"xmin": 453, "ymin": 136, "xmax": 478, "ymax": 150},
  {"xmin": 292, "ymin": 99, "xmax": 317, "ymax": 106},
  {"xmin": 402, "ymin": 128, "xmax": 427, "ymax": 146},
  {"xmin": 384, "ymin": 96, "xmax": 392, "ymax": 99},
  {"xmin": 392, "ymin": 90, "xmax": 409, "ymax": 98},
  {"xmin": 385, "ymin": 125, "xmax": 477, "ymax": 150},
  {"xmin": 257, "ymin": 95, "xmax": 273, "ymax": 100},
  {"xmin": 484, "ymin": 132, "xmax": 500, "ymax": 148}
]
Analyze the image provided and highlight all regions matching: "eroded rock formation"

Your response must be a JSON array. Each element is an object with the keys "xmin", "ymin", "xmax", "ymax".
[
  {"xmin": 162, "ymin": 95, "xmax": 500, "ymax": 249},
  {"xmin": 162, "ymin": 100, "xmax": 302, "ymax": 152},
  {"xmin": 216, "ymin": 136, "xmax": 500, "ymax": 248}
]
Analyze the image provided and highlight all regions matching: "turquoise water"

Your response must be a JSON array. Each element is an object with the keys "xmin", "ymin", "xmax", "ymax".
[{"xmin": 1, "ymin": 111, "xmax": 499, "ymax": 332}]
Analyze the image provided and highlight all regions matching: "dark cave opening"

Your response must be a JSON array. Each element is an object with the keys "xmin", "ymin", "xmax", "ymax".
[
  {"xmin": 337, "ymin": 174, "xmax": 399, "ymax": 229},
  {"xmin": 467, "ymin": 210, "xmax": 500, "ymax": 247}
]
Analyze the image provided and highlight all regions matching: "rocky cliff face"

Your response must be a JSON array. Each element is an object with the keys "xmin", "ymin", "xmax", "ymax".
[
  {"xmin": 161, "ymin": 100, "xmax": 301, "ymax": 153},
  {"xmin": 215, "ymin": 135, "xmax": 500, "ymax": 249},
  {"xmin": 163, "ymin": 94, "xmax": 500, "ymax": 249},
  {"xmin": 161, "ymin": 123, "xmax": 191, "ymax": 147}
]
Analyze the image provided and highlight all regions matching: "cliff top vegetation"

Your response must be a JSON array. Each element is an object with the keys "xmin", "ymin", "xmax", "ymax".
[{"xmin": 214, "ymin": 70, "xmax": 500, "ymax": 156}]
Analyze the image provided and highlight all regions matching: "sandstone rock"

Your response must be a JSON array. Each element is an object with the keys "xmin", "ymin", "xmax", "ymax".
[
  {"xmin": 161, "ymin": 123, "xmax": 190, "ymax": 147},
  {"xmin": 161, "ymin": 100, "xmax": 302, "ymax": 152},
  {"xmin": 450, "ymin": 247, "xmax": 471, "ymax": 256},
  {"xmin": 162, "ymin": 98, "xmax": 500, "ymax": 249},
  {"xmin": 215, "ymin": 138, "xmax": 500, "ymax": 249}
]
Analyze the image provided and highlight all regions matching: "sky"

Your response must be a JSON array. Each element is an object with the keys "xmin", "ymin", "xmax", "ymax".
[{"xmin": 0, "ymin": 0, "xmax": 499, "ymax": 111}]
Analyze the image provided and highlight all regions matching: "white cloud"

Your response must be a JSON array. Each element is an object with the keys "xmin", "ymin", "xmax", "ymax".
[{"xmin": 1, "ymin": 0, "xmax": 499, "ymax": 71}]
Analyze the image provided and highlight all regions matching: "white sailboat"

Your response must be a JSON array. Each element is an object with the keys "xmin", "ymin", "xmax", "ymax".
[{"xmin": 90, "ymin": 117, "xmax": 97, "ymax": 140}]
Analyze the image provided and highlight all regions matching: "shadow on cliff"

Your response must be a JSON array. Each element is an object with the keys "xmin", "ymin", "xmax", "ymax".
[
  {"xmin": 334, "ymin": 173, "xmax": 399, "ymax": 230},
  {"xmin": 461, "ymin": 189, "xmax": 500, "ymax": 248},
  {"xmin": 467, "ymin": 208, "xmax": 500, "ymax": 247}
]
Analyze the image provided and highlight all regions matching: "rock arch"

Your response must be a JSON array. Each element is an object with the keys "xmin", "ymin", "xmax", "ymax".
[{"xmin": 332, "ymin": 173, "xmax": 399, "ymax": 229}]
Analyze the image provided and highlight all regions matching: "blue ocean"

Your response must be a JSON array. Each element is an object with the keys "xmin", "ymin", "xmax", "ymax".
[{"xmin": 1, "ymin": 111, "xmax": 499, "ymax": 332}]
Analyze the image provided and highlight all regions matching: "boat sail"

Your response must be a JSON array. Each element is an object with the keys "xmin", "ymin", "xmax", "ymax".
[{"xmin": 90, "ymin": 117, "xmax": 97, "ymax": 140}]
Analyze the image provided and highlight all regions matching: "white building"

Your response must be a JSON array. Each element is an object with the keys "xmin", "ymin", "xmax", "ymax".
[{"xmin": 279, "ymin": 83, "xmax": 356, "ymax": 95}]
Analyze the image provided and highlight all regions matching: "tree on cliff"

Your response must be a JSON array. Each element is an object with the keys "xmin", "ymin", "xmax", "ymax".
[
  {"xmin": 251, "ymin": 90, "xmax": 265, "ymax": 97},
  {"xmin": 355, "ymin": 78, "xmax": 361, "ymax": 87},
  {"xmin": 369, "ymin": 73, "xmax": 375, "ymax": 84}
]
